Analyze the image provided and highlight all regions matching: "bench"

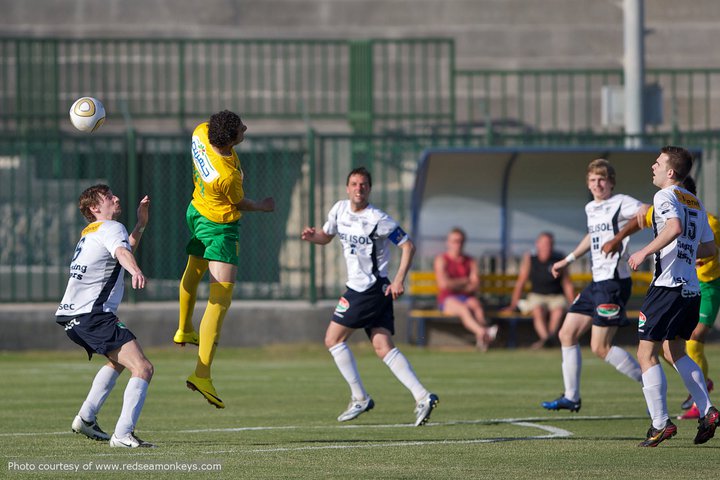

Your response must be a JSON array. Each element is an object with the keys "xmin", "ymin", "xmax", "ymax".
[{"xmin": 406, "ymin": 270, "xmax": 653, "ymax": 347}]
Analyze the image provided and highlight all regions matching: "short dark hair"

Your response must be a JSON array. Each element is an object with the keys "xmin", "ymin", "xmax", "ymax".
[
  {"xmin": 79, "ymin": 184, "xmax": 112, "ymax": 222},
  {"xmin": 661, "ymin": 145, "xmax": 693, "ymax": 181},
  {"xmin": 346, "ymin": 166, "xmax": 372, "ymax": 188},
  {"xmin": 207, "ymin": 110, "xmax": 243, "ymax": 147}
]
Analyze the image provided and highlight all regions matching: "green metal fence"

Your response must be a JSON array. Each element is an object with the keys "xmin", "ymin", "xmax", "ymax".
[
  {"xmin": 0, "ymin": 37, "xmax": 454, "ymax": 133},
  {"xmin": 3, "ymin": 129, "xmax": 717, "ymax": 303},
  {"xmin": 454, "ymin": 68, "xmax": 720, "ymax": 135}
]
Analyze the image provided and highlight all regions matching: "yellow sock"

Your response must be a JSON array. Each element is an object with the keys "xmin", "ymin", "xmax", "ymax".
[
  {"xmin": 195, "ymin": 282, "xmax": 234, "ymax": 378},
  {"xmin": 178, "ymin": 256, "xmax": 208, "ymax": 333},
  {"xmin": 687, "ymin": 340, "xmax": 708, "ymax": 378}
]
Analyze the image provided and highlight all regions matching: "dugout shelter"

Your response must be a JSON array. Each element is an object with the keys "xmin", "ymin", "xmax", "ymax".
[{"xmin": 410, "ymin": 146, "xmax": 703, "ymax": 271}]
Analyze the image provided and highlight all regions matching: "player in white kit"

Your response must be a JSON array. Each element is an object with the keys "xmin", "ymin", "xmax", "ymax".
[
  {"xmin": 627, "ymin": 146, "xmax": 719, "ymax": 447},
  {"xmin": 301, "ymin": 167, "xmax": 438, "ymax": 426},
  {"xmin": 542, "ymin": 159, "xmax": 645, "ymax": 412},
  {"xmin": 55, "ymin": 184, "xmax": 154, "ymax": 448}
]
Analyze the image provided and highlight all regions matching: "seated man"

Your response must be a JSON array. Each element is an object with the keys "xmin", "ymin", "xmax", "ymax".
[
  {"xmin": 503, "ymin": 232, "xmax": 575, "ymax": 349},
  {"xmin": 434, "ymin": 227, "xmax": 497, "ymax": 351}
]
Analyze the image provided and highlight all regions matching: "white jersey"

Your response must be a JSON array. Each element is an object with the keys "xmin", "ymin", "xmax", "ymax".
[
  {"xmin": 585, "ymin": 193, "xmax": 643, "ymax": 281},
  {"xmin": 323, "ymin": 200, "xmax": 408, "ymax": 292},
  {"xmin": 650, "ymin": 185, "xmax": 713, "ymax": 292},
  {"xmin": 55, "ymin": 220, "xmax": 131, "ymax": 317}
]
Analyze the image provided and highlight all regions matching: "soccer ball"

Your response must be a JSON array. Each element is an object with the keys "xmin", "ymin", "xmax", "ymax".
[{"xmin": 69, "ymin": 97, "xmax": 106, "ymax": 133}]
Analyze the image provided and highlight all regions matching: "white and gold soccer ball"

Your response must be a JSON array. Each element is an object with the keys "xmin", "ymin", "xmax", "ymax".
[{"xmin": 69, "ymin": 97, "xmax": 106, "ymax": 133}]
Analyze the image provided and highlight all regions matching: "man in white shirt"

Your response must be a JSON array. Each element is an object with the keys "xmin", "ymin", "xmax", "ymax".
[
  {"xmin": 628, "ymin": 146, "xmax": 719, "ymax": 447},
  {"xmin": 56, "ymin": 184, "xmax": 154, "ymax": 448},
  {"xmin": 301, "ymin": 167, "xmax": 438, "ymax": 426}
]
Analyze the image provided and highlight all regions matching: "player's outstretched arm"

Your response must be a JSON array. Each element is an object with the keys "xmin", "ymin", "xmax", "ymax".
[
  {"xmin": 628, "ymin": 218, "xmax": 682, "ymax": 270},
  {"xmin": 129, "ymin": 195, "xmax": 150, "ymax": 251},
  {"xmin": 551, "ymin": 234, "xmax": 590, "ymax": 278},
  {"xmin": 237, "ymin": 197, "xmax": 275, "ymax": 212},
  {"xmin": 301, "ymin": 227, "xmax": 334, "ymax": 245},
  {"xmin": 115, "ymin": 247, "xmax": 146, "ymax": 289}
]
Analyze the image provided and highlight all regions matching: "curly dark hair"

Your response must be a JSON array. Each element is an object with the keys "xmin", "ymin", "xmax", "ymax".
[{"xmin": 207, "ymin": 110, "xmax": 243, "ymax": 147}]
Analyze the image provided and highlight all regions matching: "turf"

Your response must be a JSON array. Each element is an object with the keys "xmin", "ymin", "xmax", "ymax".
[{"xmin": 1, "ymin": 343, "xmax": 719, "ymax": 479}]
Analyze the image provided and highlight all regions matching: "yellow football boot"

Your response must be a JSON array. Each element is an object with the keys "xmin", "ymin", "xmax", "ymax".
[
  {"xmin": 173, "ymin": 329, "xmax": 199, "ymax": 346},
  {"xmin": 186, "ymin": 374, "xmax": 225, "ymax": 409}
]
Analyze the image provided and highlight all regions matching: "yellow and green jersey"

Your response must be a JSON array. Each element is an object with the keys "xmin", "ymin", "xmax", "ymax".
[
  {"xmin": 190, "ymin": 122, "xmax": 244, "ymax": 224},
  {"xmin": 644, "ymin": 206, "xmax": 720, "ymax": 282}
]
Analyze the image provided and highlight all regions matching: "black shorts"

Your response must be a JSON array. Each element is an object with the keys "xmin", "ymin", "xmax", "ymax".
[
  {"xmin": 637, "ymin": 285, "xmax": 700, "ymax": 342},
  {"xmin": 568, "ymin": 277, "xmax": 632, "ymax": 327},
  {"xmin": 56, "ymin": 311, "xmax": 136, "ymax": 360},
  {"xmin": 332, "ymin": 278, "xmax": 395, "ymax": 337}
]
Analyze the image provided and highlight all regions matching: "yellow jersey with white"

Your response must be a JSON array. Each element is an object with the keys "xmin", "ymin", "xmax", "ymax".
[
  {"xmin": 190, "ymin": 122, "xmax": 244, "ymax": 224},
  {"xmin": 645, "ymin": 206, "xmax": 720, "ymax": 282}
]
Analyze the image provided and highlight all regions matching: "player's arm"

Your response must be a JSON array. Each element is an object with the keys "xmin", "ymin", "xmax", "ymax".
[
  {"xmin": 601, "ymin": 215, "xmax": 641, "ymax": 257},
  {"xmin": 237, "ymin": 197, "xmax": 275, "ymax": 212},
  {"xmin": 698, "ymin": 240, "xmax": 716, "ymax": 259},
  {"xmin": 387, "ymin": 239, "xmax": 415, "ymax": 300},
  {"xmin": 301, "ymin": 227, "xmax": 334, "ymax": 245},
  {"xmin": 628, "ymin": 218, "xmax": 682, "ymax": 270},
  {"xmin": 551, "ymin": 234, "xmax": 590, "ymax": 278},
  {"xmin": 504, "ymin": 252, "xmax": 531, "ymax": 311},
  {"xmin": 129, "ymin": 195, "xmax": 150, "ymax": 252},
  {"xmin": 115, "ymin": 247, "xmax": 146, "ymax": 289}
]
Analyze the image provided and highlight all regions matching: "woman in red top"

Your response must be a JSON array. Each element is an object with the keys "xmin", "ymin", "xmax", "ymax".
[{"xmin": 434, "ymin": 228, "xmax": 497, "ymax": 350}]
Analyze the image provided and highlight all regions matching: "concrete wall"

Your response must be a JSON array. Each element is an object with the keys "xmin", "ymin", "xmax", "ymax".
[
  {"xmin": 0, "ymin": 301, "xmax": 412, "ymax": 351},
  {"xmin": 2, "ymin": 0, "xmax": 719, "ymax": 69}
]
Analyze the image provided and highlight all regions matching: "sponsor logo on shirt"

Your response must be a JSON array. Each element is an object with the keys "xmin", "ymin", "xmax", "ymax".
[
  {"xmin": 638, "ymin": 311, "xmax": 646, "ymax": 330},
  {"xmin": 596, "ymin": 303, "xmax": 620, "ymax": 318},
  {"xmin": 191, "ymin": 136, "xmax": 220, "ymax": 183},
  {"xmin": 674, "ymin": 190, "xmax": 700, "ymax": 209}
]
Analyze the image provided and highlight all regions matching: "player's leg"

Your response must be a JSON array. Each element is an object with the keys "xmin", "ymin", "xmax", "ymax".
[
  {"xmin": 326, "ymin": 321, "xmax": 373, "ymax": 421},
  {"xmin": 371, "ymin": 328, "xmax": 438, "ymax": 426},
  {"xmin": 187, "ymin": 260, "xmax": 235, "ymax": 409},
  {"xmin": 591, "ymin": 325, "xmax": 642, "ymax": 383},
  {"xmin": 637, "ymin": 339, "xmax": 677, "ymax": 447},
  {"xmin": 175, "ymin": 254, "xmax": 208, "ymax": 345},
  {"xmin": 107, "ymin": 340, "xmax": 155, "ymax": 448},
  {"xmin": 542, "ymin": 312, "xmax": 591, "ymax": 411},
  {"xmin": 72, "ymin": 361, "xmax": 123, "ymax": 441}
]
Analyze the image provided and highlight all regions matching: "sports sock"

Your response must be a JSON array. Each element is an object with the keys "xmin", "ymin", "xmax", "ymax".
[
  {"xmin": 686, "ymin": 340, "xmax": 708, "ymax": 378},
  {"xmin": 178, "ymin": 255, "xmax": 209, "ymax": 334},
  {"xmin": 642, "ymin": 364, "xmax": 668, "ymax": 430},
  {"xmin": 604, "ymin": 346, "xmax": 643, "ymax": 383},
  {"xmin": 561, "ymin": 345, "xmax": 581, "ymax": 402},
  {"xmin": 383, "ymin": 348, "xmax": 430, "ymax": 402},
  {"xmin": 674, "ymin": 355, "xmax": 711, "ymax": 416},
  {"xmin": 194, "ymin": 282, "xmax": 233, "ymax": 378},
  {"xmin": 114, "ymin": 377, "xmax": 149, "ymax": 438},
  {"xmin": 329, "ymin": 342, "xmax": 368, "ymax": 401},
  {"xmin": 78, "ymin": 365, "xmax": 119, "ymax": 422}
]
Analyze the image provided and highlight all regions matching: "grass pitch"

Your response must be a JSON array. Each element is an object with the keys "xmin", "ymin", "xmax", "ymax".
[{"xmin": 1, "ymin": 343, "xmax": 719, "ymax": 479}]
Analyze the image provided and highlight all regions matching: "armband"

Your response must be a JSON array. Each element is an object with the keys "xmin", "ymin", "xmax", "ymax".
[{"xmin": 565, "ymin": 253, "xmax": 576, "ymax": 264}]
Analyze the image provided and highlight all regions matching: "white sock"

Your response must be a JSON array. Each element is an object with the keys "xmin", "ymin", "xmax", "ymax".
[
  {"xmin": 78, "ymin": 365, "xmax": 119, "ymax": 422},
  {"xmin": 604, "ymin": 346, "xmax": 643, "ymax": 383},
  {"xmin": 113, "ymin": 377, "xmax": 149, "ymax": 438},
  {"xmin": 674, "ymin": 355, "xmax": 711, "ymax": 416},
  {"xmin": 383, "ymin": 348, "xmax": 429, "ymax": 402},
  {"xmin": 561, "ymin": 345, "xmax": 581, "ymax": 402},
  {"xmin": 642, "ymin": 364, "xmax": 668, "ymax": 429},
  {"xmin": 329, "ymin": 342, "xmax": 368, "ymax": 401}
]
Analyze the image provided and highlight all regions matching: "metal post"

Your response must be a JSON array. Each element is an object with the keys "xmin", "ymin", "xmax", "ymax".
[{"xmin": 624, "ymin": 0, "xmax": 645, "ymax": 148}]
